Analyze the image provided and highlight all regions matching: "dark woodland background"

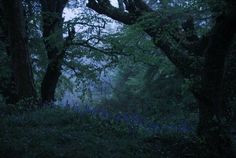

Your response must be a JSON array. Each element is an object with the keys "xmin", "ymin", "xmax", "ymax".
[{"xmin": 0, "ymin": 0, "xmax": 236, "ymax": 157}]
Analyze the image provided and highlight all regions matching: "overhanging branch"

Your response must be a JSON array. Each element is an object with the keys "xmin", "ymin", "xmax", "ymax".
[
  {"xmin": 87, "ymin": 0, "xmax": 203, "ymax": 78},
  {"xmin": 87, "ymin": 0, "xmax": 136, "ymax": 25}
]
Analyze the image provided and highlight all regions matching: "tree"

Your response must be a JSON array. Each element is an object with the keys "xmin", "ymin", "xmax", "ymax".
[
  {"xmin": 40, "ymin": 0, "xmax": 70, "ymax": 104},
  {"xmin": 0, "ymin": 3, "xmax": 17, "ymax": 103},
  {"xmin": 0, "ymin": 0, "xmax": 36, "ymax": 103},
  {"xmin": 87, "ymin": 0, "xmax": 236, "ymax": 157}
]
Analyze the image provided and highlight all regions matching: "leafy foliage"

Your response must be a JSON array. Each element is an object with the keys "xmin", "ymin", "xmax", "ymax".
[{"xmin": 96, "ymin": 26, "xmax": 197, "ymax": 126}]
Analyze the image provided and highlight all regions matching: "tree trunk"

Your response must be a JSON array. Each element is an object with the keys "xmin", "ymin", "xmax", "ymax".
[
  {"xmin": 222, "ymin": 48, "xmax": 236, "ymax": 154},
  {"xmin": 41, "ymin": 59, "xmax": 62, "ymax": 103},
  {"xmin": 1, "ymin": 0, "xmax": 36, "ymax": 102},
  {"xmin": 40, "ymin": 0, "xmax": 68, "ymax": 104},
  {"xmin": 194, "ymin": 10, "xmax": 236, "ymax": 157},
  {"xmin": 0, "ymin": 9, "xmax": 17, "ymax": 104},
  {"xmin": 194, "ymin": 93, "xmax": 234, "ymax": 157}
]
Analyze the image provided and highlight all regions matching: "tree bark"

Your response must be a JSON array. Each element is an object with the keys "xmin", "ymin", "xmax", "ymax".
[
  {"xmin": 0, "ymin": 6, "xmax": 17, "ymax": 104},
  {"xmin": 197, "ymin": 9, "xmax": 236, "ymax": 157},
  {"xmin": 41, "ymin": 58, "xmax": 62, "ymax": 103},
  {"xmin": 1, "ymin": 0, "xmax": 36, "ymax": 102},
  {"xmin": 40, "ymin": 0, "xmax": 68, "ymax": 104}
]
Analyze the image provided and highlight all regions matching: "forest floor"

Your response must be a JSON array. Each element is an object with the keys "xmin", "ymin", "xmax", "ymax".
[{"xmin": 0, "ymin": 105, "xmax": 210, "ymax": 158}]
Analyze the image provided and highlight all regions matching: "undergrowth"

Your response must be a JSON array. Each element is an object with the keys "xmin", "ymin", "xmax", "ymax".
[{"xmin": 0, "ymin": 104, "xmax": 209, "ymax": 158}]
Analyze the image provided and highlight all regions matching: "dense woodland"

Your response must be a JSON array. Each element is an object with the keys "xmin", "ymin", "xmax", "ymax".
[{"xmin": 0, "ymin": 0, "xmax": 236, "ymax": 157}]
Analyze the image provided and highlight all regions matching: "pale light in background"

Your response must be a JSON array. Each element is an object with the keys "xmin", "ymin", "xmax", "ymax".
[
  {"xmin": 60, "ymin": 0, "xmax": 120, "ymax": 106},
  {"xmin": 63, "ymin": 0, "xmax": 118, "ymax": 21}
]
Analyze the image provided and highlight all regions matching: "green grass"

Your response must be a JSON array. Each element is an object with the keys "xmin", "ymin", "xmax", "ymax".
[
  {"xmin": 0, "ymin": 106, "xmax": 150, "ymax": 158},
  {"xmin": 0, "ymin": 105, "xmax": 207, "ymax": 158}
]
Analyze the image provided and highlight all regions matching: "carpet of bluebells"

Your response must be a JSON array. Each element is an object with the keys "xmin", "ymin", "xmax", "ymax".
[{"xmin": 72, "ymin": 105, "xmax": 195, "ymax": 134}]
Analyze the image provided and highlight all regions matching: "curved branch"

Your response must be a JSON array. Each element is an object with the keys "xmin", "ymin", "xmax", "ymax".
[
  {"xmin": 87, "ymin": 0, "xmax": 203, "ymax": 78},
  {"xmin": 87, "ymin": 0, "xmax": 136, "ymax": 25}
]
